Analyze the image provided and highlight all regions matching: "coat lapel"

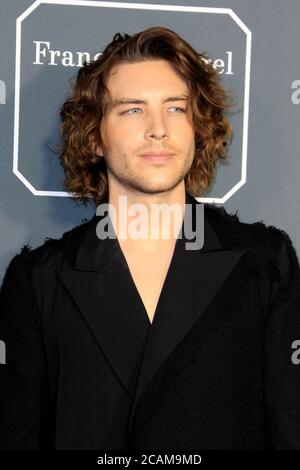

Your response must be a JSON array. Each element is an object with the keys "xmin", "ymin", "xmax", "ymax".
[
  {"xmin": 56, "ymin": 215, "xmax": 151, "ymax": 400},
  {"xmin": 56, "ymin": 191, "xmax": 246, "ymax": 431},
  {"xmin": 126, "ymin": 193, "xmax": 246, "ymax": 432}
]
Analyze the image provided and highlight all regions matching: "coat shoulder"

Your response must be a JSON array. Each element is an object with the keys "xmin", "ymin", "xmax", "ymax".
[
  {"xmin": 6, "ymin": 217, "xmax": 92, "ymax": 274},
  {"xmin": 204, "ymin": 203, "xmax": 291, "ymax": 250},
  {"xmin": 204, "ymin": 203, "xmax": 299, "ymax": 282}
]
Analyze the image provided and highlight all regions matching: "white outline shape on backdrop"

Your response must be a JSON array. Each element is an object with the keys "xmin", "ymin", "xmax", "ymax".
[{"xmin": 14, "ymin": 0, "xmax": 252, "ymax": 203}]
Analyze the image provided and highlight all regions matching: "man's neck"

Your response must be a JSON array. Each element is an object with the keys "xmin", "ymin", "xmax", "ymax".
[{"xmin": 107, "ymin": 186, "xmax": 186, "ymax": 251}]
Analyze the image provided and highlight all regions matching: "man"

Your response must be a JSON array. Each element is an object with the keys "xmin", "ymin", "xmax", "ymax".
[{"xmin": 0, "ymin": 26, "xmax": 300, "ymax": 450}]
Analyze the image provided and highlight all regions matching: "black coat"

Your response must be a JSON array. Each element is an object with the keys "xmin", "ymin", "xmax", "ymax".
[{"xmin": 1, "ymin": 192, "xmax": 300, "ymax": 450}]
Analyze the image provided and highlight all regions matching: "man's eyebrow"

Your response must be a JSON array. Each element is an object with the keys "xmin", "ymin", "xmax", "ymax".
[{"xmin": 110, "ymin": 96, "xmax": 189, "ymax": 109}]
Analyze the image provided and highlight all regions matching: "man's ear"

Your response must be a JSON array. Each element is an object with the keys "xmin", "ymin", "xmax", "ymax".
[
  {"xmin": 97, "ymin": 121, "xmax": 106, "ymax": 156},
  {"xmin": 96, "ymin": 145, "xmax": 103, "ymax": 156},
  {"xmin": 96, "ymin": 141, "xmax": 107, "ymax": 156}
]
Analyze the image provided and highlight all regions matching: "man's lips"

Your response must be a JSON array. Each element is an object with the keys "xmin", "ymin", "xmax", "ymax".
[
  {"xmin": 140, "ymin": 151, "xmax": 174, "ymax": 162},
  {"xmin": 140, "ymin": 151, "xmax": 174, "ymax": 156}
]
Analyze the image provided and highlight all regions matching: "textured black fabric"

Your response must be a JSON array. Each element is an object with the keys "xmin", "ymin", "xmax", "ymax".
[{"xmin": 0, "ymin": 194, "xmax": 300, "ymax": 449}]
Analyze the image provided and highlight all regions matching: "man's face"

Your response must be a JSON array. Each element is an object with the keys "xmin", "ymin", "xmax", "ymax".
[{"xmin": 98, "ymin": 59, "xmax": 195, "ymax": 195}]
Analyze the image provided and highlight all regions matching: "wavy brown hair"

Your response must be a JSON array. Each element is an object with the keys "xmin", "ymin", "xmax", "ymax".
[{"xmin": 59, "ymin": 26, "xmax": 234, "ymax": 207}]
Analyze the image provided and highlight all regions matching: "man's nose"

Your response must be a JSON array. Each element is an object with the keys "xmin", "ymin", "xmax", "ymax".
[{"xmin": 144, "ymin": 112, "xmax": 169, "ymax": 139}]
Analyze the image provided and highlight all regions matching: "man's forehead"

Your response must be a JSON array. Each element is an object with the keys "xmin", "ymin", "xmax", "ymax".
[
  {"xmin": 104, "ymin": 61, "xmax": 190, "ymax": 109},
  {"xmin": 107, "ymin": 60, "xmax": 188, "ymax": 85}
]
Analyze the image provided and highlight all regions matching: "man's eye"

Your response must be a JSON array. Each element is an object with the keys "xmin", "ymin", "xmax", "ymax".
[
  {"xmin": 122, "ymin": 108, "xmax": 141, "ymax": 115},
  {"xmin": 120, "ymin": 107, "xmax": 186, "ymax": 115},
  {"xmin": 171, "ymin": 107, "xmax": 186, "ymax": 113}
]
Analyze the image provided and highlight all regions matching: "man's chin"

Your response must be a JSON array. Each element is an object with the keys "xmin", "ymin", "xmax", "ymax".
[{"xmin": 129, "ymin": 183, "xmax": 184, "ymax": 196}]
